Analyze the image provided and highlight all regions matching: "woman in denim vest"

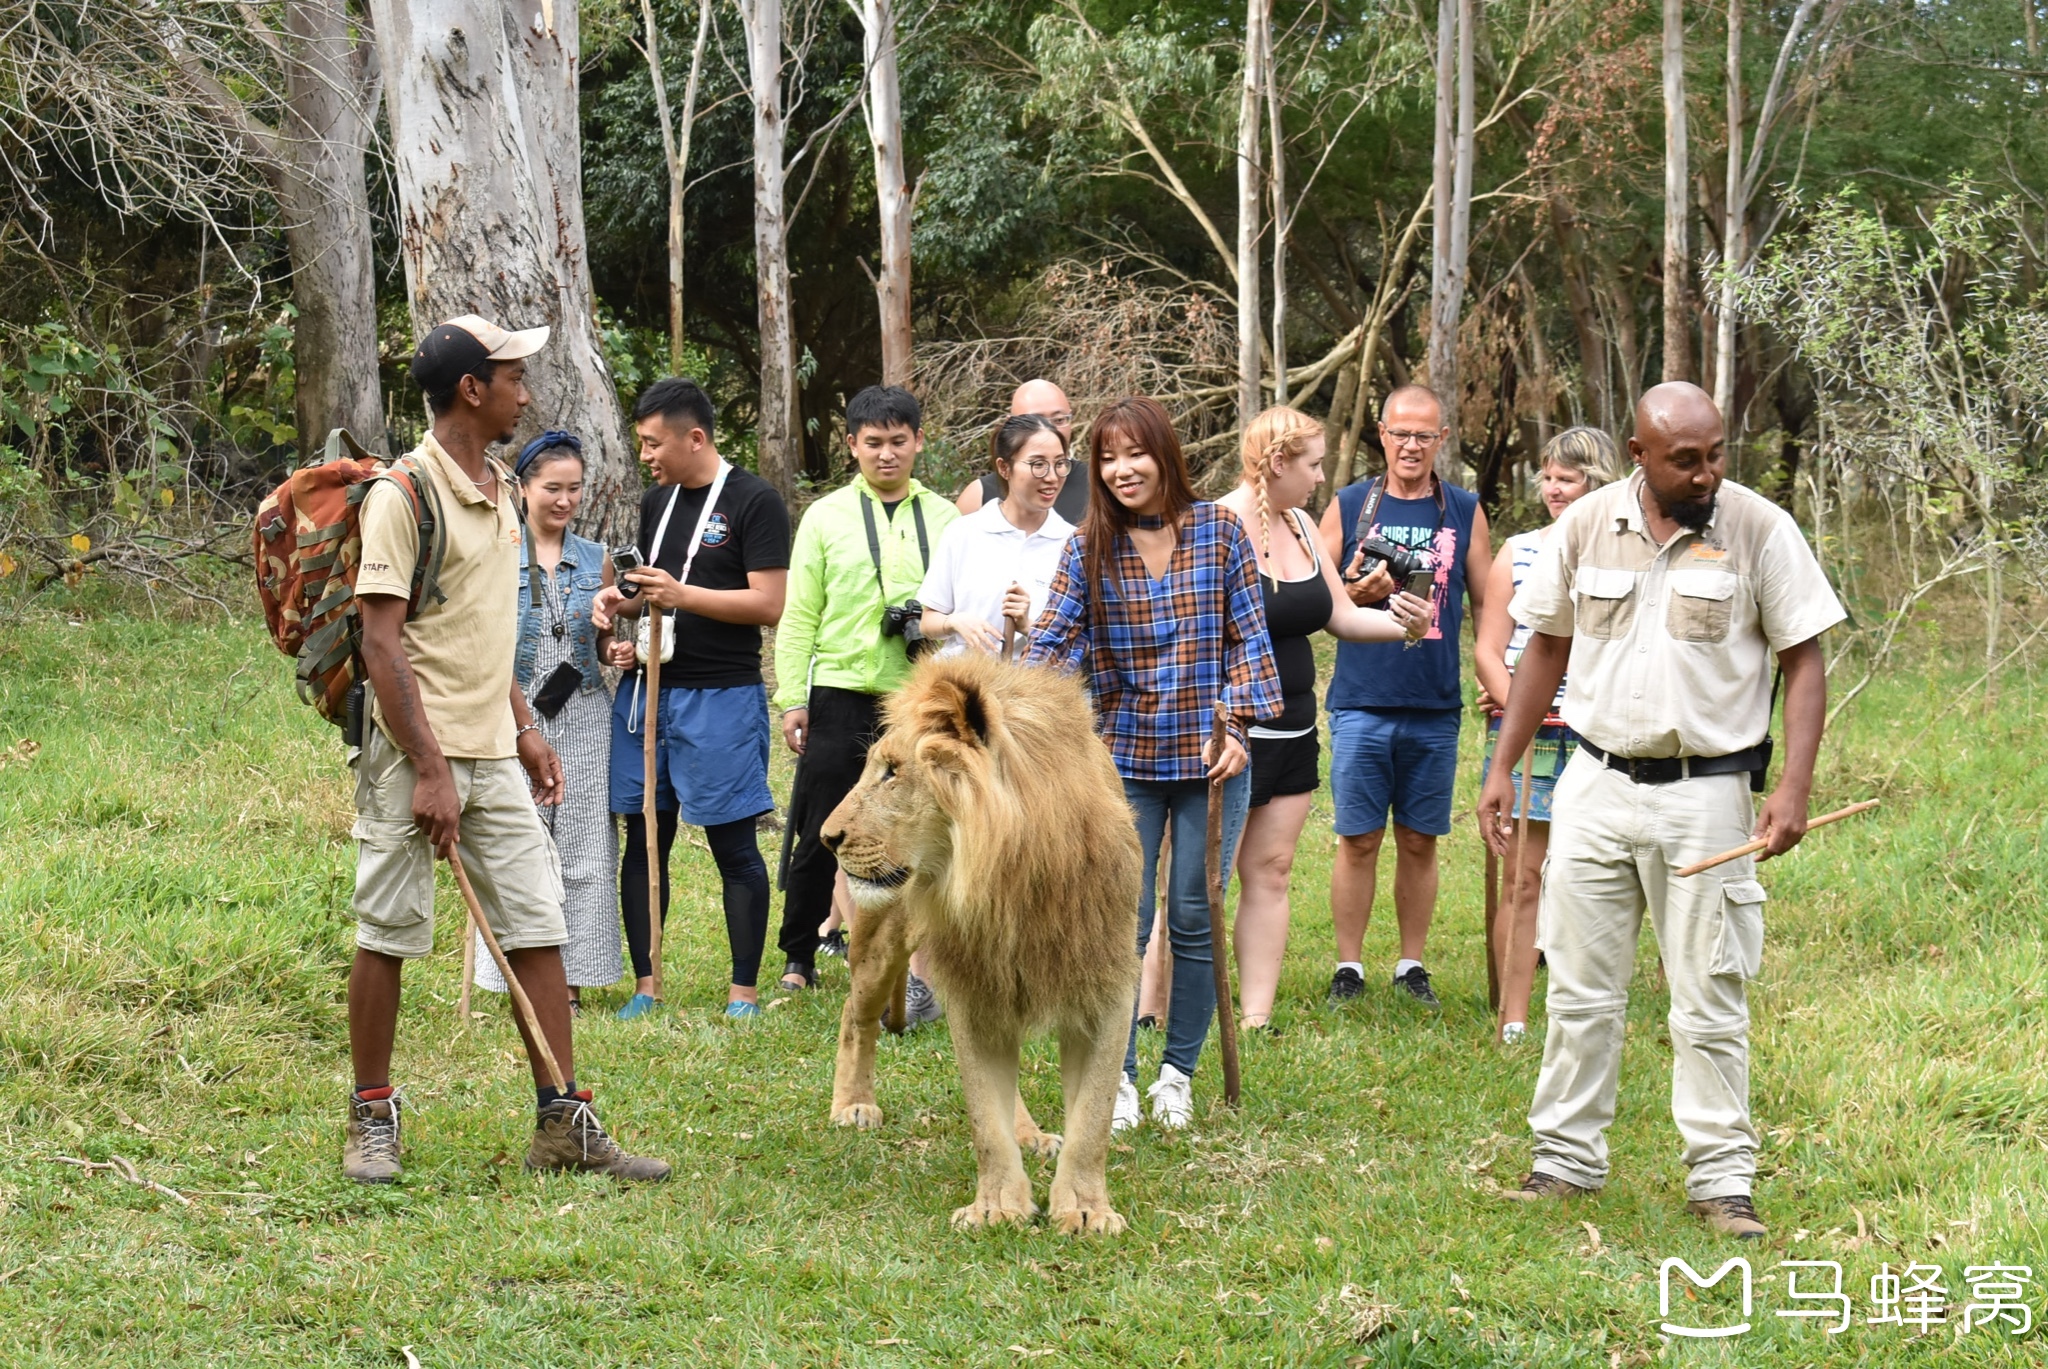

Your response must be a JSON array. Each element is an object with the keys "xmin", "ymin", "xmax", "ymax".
[{"xmin": 472, "ymin": 432, "xmax": 623, "ymax": 1010}]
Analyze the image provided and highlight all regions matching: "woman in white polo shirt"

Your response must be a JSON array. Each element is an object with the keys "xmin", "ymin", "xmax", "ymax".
[{"xmin": 919, "ymin": 414, "xmax": 1075, "ymax": 655}]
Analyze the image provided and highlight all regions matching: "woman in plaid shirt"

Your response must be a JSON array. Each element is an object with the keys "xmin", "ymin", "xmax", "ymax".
[{"xmin": 1026, "ymin": 397, "xmax": 1282, "ymax": 1132}]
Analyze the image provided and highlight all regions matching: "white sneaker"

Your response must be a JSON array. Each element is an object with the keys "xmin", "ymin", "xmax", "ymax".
[
  {"xmin": 1500, "ymin": 1022, "xmax": 1528, "ymax": 1045},
  {"xmin": 1111, "ymin": 1077, "xmax": 1141, "ymax": 1133},
  {"xmin": 1147, "ymin": 1064, "xmax": 1194, "ymax": 1129}
]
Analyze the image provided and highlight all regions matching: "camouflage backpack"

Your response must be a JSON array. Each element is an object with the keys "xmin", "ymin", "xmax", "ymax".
[{"xmin": 253, "ymin": 428, "xmax": 447, "ymax": 726}]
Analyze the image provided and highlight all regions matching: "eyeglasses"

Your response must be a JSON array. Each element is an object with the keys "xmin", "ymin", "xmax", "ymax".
[
  {"xmin": 1017, "ymin": 458, "xmax": 1072, "ymax": 479},
  {"xmin": 1383, "ymin": 428, "xmax": 1443, "ymax": 448}
]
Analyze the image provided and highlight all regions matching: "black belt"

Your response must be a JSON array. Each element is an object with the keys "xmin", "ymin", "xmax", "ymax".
[{"xmin": 1578, "ymin": 738, "xmax": 1773, "ymax": 786}]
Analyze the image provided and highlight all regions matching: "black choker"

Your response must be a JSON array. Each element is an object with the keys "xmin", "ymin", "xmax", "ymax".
[{"xmin": 1132, "ymin": 513, "xmax": 1168, "ymax": 530}]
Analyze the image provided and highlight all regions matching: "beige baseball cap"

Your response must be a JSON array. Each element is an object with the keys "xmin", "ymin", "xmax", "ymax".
[{"xmin": 411, "ymin": 315, "xmax": 550, "ymax": 392}]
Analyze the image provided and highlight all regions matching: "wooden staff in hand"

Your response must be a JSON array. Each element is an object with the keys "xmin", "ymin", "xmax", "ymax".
[
  {"xmin": 1206, "ymin": 702, "xmax": 1242, "ymax": 1107},
  {"xmin": 1495, "ymin": 748, "xmax": 1535, "ymax": 1037},
  {"xmin": 643, "ymin": 610, "xmax": 665, "ymax": 1001},
  {"xmin": 448, "ymin": 848, "xmax": 568, "ymax": 1093},
  {"xmin": 1674, "ymin": 800, "xmax": 1879, "ymax": 877}
]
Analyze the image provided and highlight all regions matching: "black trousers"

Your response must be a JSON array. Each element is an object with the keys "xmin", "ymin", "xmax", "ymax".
[{"xmin": 776, "ymin": 686, "xmax": 882, "ymax": 969}]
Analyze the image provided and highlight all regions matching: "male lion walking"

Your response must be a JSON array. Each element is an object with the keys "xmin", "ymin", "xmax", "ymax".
[{"xmin": 821, "ymin": 653, "xmax": 1142, "ymax": 1234}]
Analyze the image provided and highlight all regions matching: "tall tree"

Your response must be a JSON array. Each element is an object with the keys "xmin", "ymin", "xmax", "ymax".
[
  {"xmin": 1264, "ymin": 0, "xmax": 1287, "ymax": 406},
  {"xmin": 1235, "ymin": 0, "xmax": 1265, "ymax": 429},
  {"xmin": 740, "ymin": 0, "xmax": 799, "ymax": 499},
  {"xmin": 369, "ymin": 0, "xmax": 637, "ymax": 534},
  {"xmin": 639, "ymin": 0, "xmax": 713, "ymax": 375},
  {"xmin": 1661, "ymin": 0, "xmax": 1692, "ymax": 381},
  {"xmin": 853, "ymin": 0, "xmax": 913, "ymax": 385},
  {"xmin": 1426, "ymin": 0, "xmax": 1474, "ymax": 476}
]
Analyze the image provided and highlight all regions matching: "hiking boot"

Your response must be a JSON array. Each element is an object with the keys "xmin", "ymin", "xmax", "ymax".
[
  {"xmin": 1502, "ymin": 1170, "xmax": 1592, "ymax": 1203},
  {"xmin": 1327, "ymin": 966, "xmax": 1365, "ymax": 1005},
  {"xmin": 527, "ymin": 1094, "xmax": 671, "ymax": 1182},
  {"xmin": 904, "ymin": 972, "xmax": 943, "ymax": 1026},
  {"xmin": 1687, "ymin": 1192, "xmax": 1768, "ymax": 1240},
  {"xmin": 1111, "ymin": 1077, "xmax": 1142, "ymax": 1134},
  {"xmin": 342, "ymin": 1091, "xmax": 402, "ymax": 1185},
  {"xmin": 1148, "ymin": 1064, "xmax": 1194, "ymax": 1130},
  {"xmin": 1393, "ymin": 965, "xmax": 1440, "ymax": 1009},
  {"xmin": 817, "ymin": 928, "xmax": 849, "ymax": 960}
]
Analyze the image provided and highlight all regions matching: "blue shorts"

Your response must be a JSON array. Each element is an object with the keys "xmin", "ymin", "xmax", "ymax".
[
  {"xmin": 1327, "ymin": 706, "xmax": 1461, "ymax": 838},
  {"xmin": 610, "ymin": 679, "xmax": 774, "ymax": 827}
]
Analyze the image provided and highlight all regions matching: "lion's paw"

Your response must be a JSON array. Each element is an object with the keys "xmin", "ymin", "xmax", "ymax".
[
  {"xmin": 1051, "ymin": 1203, "xmax": 1126, "ymax": 1237},
  {"xmin": 950, "ymin": 1196, "xmax": 1039, "ymax": 1230},
  {"xmin": 1018, "ymin": 1129, "xmax": 1064, "ymax": 1160},
  {"xmin": 831, "ymin": 1102, "xmax": 884, "ymax": 1129}
]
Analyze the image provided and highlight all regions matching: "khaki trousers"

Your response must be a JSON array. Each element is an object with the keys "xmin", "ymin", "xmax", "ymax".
[{"xmin": 1528, "ymin": 751, "xmax": 1769, "ymax": 1200}]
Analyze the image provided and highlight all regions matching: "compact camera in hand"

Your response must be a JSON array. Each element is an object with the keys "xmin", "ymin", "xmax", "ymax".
[
  {"xmin": 881, "ymin": 599, "xmax": 932, "ymax": 660},
  {"xmin": 1349, "ymin": 535, "xmax": 1429, "ymax": 586},
  {"xmin": 612, "ymin": 544, "xmax": 645, "ymax": 597}
]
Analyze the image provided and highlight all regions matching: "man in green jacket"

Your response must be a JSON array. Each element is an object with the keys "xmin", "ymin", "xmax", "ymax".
[{"xmin": 773, "ymin": 386, "xmax": 958, "ymax": 999}]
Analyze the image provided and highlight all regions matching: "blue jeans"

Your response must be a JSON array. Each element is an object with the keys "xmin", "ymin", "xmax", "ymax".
[{"xmin": 1123, "ymin": 772, "xmax": 1251, "ymax": 1081}]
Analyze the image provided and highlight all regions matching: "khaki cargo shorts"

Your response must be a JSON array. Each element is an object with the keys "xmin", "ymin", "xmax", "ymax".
[{"xmin": 351, "ymin": 724, "xmax": 566, "ymax": 960}]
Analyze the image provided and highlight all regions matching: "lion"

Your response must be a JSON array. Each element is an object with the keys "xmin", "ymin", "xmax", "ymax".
[{"xmin": 820, "ymin": 651, "xmax": 1142, "ymax": 1235}]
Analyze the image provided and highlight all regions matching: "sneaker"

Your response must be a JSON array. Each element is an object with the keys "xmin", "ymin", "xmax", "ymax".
[
  {"xmin": 904, "ymin": 972, "xmax": 943, "ymax": 1025},
  {"xmin": 1501, "ymin": 1170, "xmax": 1592, "ymax": 1203},
  {"xmin": 1687, "ymin": 1193, "xmax": 1768, "ymax": 1240},
  {"xmin": 725, "ymin": 999, "xmax": 762, "ymax": 1020},
  {"xmin": 1111, "ymin": 1077, "xmax": 1142, "ymax": 1134},
  {"xmin": 527, "ymin": 1093, "xmax": 671, "ymax": 1182},
  {"xmin": 342, "ymin": 1091, "xmax": 402, "ymax": 1185},
  {"xmin": 614, "ymin": 993, "xmax": 658, "ymax": 1021},
  {"xmin": 1500, "ymin": 1021, "xmax": 1528, "ymax": 1045},
  {"xmin": 817, "ymin": 928, "xmax": 849, "ymax": 960},
  {"xmin": 1393, "ymin": 965, "xmax": 1441, "ymax": 1009},
  {"xmin": 1148, "ymin": 1064, "xmax": 1194, "ymax": 1129},
  {"xmin": 1327, "ymin": 966, "xmax": 1366, "ymax": 1004}
]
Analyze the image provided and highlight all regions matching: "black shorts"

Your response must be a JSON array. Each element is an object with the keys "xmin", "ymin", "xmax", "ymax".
[{"xmin": 1248, "ymin": 731, "xmax": 1320, "ymax": 808}]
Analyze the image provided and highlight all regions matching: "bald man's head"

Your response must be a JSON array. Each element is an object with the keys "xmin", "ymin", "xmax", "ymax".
[
  {"xmin": 1628, "ymin": 382, "xmax": 1725, "ymax": 530},
  {"xmin": 1010, "ymin": 379, "xmax": 1073, "ymax": 440}
]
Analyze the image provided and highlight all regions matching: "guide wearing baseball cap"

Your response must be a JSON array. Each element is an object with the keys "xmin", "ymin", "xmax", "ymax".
[{"xmin": 344, "ymin": 312, "xmax": 670, "ymax": 1187}]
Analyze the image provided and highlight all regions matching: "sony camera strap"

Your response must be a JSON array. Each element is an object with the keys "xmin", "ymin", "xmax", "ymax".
[{"xmin": 859, "ymin": 490, "xmax": 930, "ymax": 596}]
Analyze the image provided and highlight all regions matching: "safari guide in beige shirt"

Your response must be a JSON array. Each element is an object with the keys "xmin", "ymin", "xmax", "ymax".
[
  {"xmin": 1479, "ymin": 381, "xmax": 1845, "ymax": 1241},
  {"xmin": 344, "ymin": 315, "xmax": 667, "ymax": 1188}
]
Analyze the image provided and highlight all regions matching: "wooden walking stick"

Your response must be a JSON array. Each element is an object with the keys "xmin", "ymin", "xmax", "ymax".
[
  {"xmin": 457, "ymin": 920, "xmax": 475, "ymax": 1021},
  {"xmin": 447, "ymin": 848, "xmax": 569, "ymax": 1093},
  {"xmin": 1495, "ymin": 746, "xmax": 1536, "ymax": 1036},
  {"xmin": 1482, "ymin": 846, "xmax": 1500, "ymax": 1014},
  {"xmin": 642, "ymin": 610, "xmax": 665, "ymax": 1001},
  {"xmin": 1673, "ymin": 799, "xmax": 1879, "ymax": 877},
  {"xmin": 1206, "ymin": 702, "xmax": 1242, "ymax": 1107}
]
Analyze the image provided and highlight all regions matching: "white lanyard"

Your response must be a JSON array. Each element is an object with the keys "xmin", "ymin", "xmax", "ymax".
[{"xmin": 646, "ymin": 459, "xmax": 733, "ymax": 587}]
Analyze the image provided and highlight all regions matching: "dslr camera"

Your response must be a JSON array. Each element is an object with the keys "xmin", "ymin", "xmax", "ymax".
[
  {"xmin": 1348, "ymin": 535, "xmax": 1429, "ymax": 585},
  {"xmin": 881, "ymin": 599, "xmax": 932, "ymax": 660}
]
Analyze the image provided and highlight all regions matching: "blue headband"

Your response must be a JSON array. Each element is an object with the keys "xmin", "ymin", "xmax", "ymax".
[{"xmin": 515, "ymin": 430, "xmax": 583, "ymax": 478}]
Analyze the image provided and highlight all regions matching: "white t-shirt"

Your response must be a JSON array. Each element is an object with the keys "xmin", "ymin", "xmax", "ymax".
[{"xmin": 918, "ymin": 498, "xmax": 1076, "ymax": 657}]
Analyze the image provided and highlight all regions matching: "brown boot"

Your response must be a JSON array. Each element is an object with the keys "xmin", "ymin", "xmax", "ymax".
[
  {"xmin": 342, "ymin": 1091, "xmax": 402, "ymax": 1184},
  {"xmin": 1687, "ymin": 1193, "xmax": 1768, "ymax": 1240},
  {"xmin": 1501, "ymin": 1170, "xmax": 1592, "ymax": 1203},
  {"xmin": 527, "ymin": 1093, "xmax": 671, "ymax": 1182}
]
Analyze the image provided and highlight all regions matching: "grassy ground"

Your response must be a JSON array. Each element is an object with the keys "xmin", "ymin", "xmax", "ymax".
[{"xmin": 1, "ymin": 591, "xmax": 2044, "ymax": 1366}]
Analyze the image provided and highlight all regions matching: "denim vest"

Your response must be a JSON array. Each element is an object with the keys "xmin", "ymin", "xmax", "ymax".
[{"xmin": 515, "ymin": 528, "xmax": 607, "ymax": 693}]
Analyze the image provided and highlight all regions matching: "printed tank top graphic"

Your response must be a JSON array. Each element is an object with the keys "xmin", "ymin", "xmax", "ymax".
[{"xmin": 1365, "ymin": 517, "xmax": 1459, "ymax": 642}]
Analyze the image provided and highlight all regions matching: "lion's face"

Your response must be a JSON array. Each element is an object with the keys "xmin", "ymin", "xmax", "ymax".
[{"xmin": 820, "ymin": 728, "xmax": 946, "ymax": 909}]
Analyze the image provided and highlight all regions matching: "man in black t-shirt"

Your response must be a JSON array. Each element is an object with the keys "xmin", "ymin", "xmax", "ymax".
[{"xmin": 590, "ymin": 378, "xmax": 791, "ymax": 1021}]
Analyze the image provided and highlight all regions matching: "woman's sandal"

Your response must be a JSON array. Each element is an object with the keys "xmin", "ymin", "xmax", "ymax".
[{"xmin": 778, "ymin": 960, "xmax": 816, "ymax": 993}]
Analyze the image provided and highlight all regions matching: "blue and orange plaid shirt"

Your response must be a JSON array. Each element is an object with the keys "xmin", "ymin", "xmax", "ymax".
[{"xmin": 1024, "ymin": 502, "xmax": 1281, "ymax": 782}]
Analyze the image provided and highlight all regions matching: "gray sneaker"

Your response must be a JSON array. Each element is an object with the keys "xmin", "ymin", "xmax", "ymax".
[
  {"xmin": 342, "ymin": 1091, "xmax": 402, "ymax": 1184},
  {"xmin": 904, "ymin": 972, "xmax": 944, "ymax": 1026}
]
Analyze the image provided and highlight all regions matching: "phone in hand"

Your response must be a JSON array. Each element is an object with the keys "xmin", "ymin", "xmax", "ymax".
[{"xmin": 1404, "ymin": 567, "xmax": 1437, "ymax": 603}]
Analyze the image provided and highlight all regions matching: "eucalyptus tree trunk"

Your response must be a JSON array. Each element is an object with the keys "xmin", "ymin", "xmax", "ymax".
[
  {"xmin": 741, "ymin": 0, "xmax": 799, "ymax": 500},
  {"xmin": 1426, "ymin": 0, "xmax": 1474, "ymax": 477},
  {"xmin": 1263, "ymin": 0, "xmax": 1286, "ymax": 406},
  {"xmin": 642, "ymin": 0, "xmax": 713, "ymax": 375},
  {"xmin": 1714, "ymin": 0, "xmax": 1742, "ymax": 422},
  {"xmin": 369, "ymin": 0, "xmax": 636, "ymax": 536},
  {"xmin": 1235, "ymin": 0, "xmax": 1264, "ymax": 429},
  {"xmin": 1661, "ymin": 0, "xmax": 1693, "ymax": 382},
  {"xmin": 855, "ymin": 0, "xmax": 914, "ymax": 385}
]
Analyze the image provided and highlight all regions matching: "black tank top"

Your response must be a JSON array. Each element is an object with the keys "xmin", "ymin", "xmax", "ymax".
[{"xmin": 1255, "ymin": 509, "xmax": 1334, "ymax": 734}]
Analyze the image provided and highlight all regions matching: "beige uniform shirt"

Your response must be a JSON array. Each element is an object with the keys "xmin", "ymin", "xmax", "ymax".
[
  {"xmin": 356, "ymin": 433, "xmax": 521, "ymax": 759},
  {"xmin": 1509, "ymin": 473, "xmax": 1845, "ymax": 759}
]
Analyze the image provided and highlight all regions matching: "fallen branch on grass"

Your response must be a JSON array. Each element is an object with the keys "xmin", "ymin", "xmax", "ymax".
[{"xmin": 49, "ymin": 1153, "xmax": 192, "ymax": 1205}]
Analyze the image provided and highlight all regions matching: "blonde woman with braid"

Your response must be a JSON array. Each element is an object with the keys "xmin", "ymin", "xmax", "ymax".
[
  {"xmin": 1473, "ymin": 425, "xmax": 1622, "ymax": 1045},
  {"xmin": 1216, "ymin": 407, "xmax": 1431, "ymax": 1031}
]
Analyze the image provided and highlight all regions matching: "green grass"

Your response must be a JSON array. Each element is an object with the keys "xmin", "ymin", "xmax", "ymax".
[{"xmin": 1, "ymin": 592, "xmax": 2044, "ymax": 1366}]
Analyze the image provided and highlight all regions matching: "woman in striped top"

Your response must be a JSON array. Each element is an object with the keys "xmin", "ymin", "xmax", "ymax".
[{"xmin": 1473, "ymin": 426, "xmax": 1622, "ymax": 1045}]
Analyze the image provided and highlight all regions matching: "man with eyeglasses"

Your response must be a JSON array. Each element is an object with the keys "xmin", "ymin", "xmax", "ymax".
[
  {"xmin": 955, "ymin": 378, "xmax": 1089, "ymax": 523},
  {"xmin": 1315, "ymin": 384, "xmax": 1493, "ymax": 1011}
]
